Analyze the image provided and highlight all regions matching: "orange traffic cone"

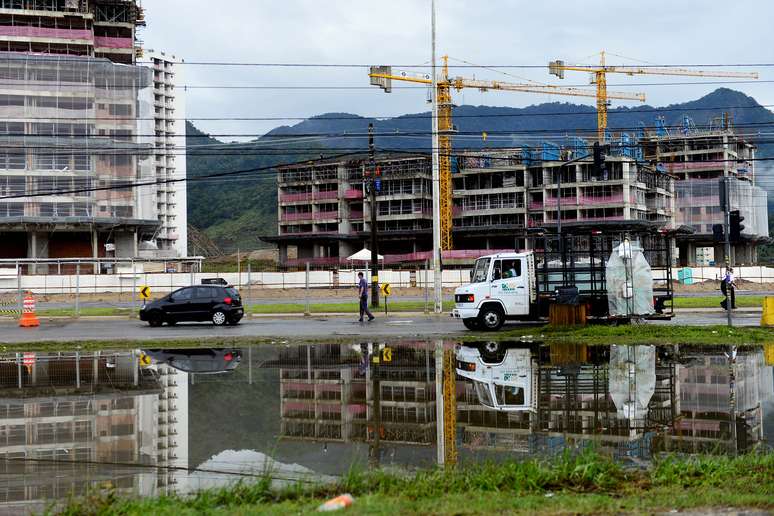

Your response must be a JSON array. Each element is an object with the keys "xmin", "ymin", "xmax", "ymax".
[{"xmin": 19, "ymin": 292, "xmax": 40, "ymax": 328}]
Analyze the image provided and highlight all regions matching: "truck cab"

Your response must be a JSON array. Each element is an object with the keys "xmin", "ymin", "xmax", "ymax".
[
  {"xmin": 452, "ymin": 252, "xmax": 536, "ymax": 331},
  {"xmin": 455, "ymin": 343, "xmax": 537, "ymax": 412}
]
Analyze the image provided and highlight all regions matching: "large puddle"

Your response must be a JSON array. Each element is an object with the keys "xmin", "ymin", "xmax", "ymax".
[{"xmin": 0, "ymin": 340, "xmax": 772, "ymax": 513}]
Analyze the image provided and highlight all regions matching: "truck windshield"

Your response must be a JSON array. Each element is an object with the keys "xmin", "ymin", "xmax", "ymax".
[
  {"xmin": 474, "ymin": 381, "xmax": 495, "ymax": 407},
  {"xmin": 494, "ymin": 384, "xmax": 525, "ymax": 406},
  {"xmin": 471, "ymin": 258, "xmax": 491, "ymax": 283}
]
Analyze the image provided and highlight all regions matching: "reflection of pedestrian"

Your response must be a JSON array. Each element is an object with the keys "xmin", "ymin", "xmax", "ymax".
[
  {"xmin": 721, "ymin": 267, "xmax": 737, "ymax": 310},
  {"xmin": 357, "ymin": 272, "xmax": 375, "ymax": 322}
]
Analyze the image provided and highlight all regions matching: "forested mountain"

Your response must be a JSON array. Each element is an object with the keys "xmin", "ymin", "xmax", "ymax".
[{"xmin": 187, "ymin": 88, "xmax": 774, "ymax": 251}]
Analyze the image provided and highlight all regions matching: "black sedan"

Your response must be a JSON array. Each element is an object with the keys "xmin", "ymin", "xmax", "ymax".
[{"xmin": 139, "ymin": 285, "xmax": 244, "ymax": 327}]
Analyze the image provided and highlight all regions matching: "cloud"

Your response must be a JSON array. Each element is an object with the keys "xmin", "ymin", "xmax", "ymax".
[{"xmin": 141, "ymin": 0, "xmax": 774, "ymax": 137}]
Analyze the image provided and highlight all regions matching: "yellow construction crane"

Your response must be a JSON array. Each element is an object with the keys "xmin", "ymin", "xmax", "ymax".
[
  {"xmin": 369, "ymin": 57, "xmax": 645, "ymax": 250},
  {"xmin": 549, "ymin": 51, "xmax": 759, "ymax": 142}
]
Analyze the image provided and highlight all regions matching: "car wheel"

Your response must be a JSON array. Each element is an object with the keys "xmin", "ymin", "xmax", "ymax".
[
  {"xmin": 462, "ymin": 318, "xmax": 481, "ymax": 331},
  {"xmin": 166, "ymin": 319, "xmax": 177, "ymax": 326},
  {"xmin": 479, "ymin": 306, "xmax": 504, "ymax": 331},
  {"xmin": 148, "ymin": 313, "xmax": 164, "ymax": 328},
  {"xmin": 212, "ymin": 311, "xmax": 227, "ymax": 326}
]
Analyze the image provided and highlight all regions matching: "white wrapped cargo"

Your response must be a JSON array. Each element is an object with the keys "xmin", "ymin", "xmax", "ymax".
[{"xmin": 606, "ymin": 240, "xmax": 654, "ymax": 317}]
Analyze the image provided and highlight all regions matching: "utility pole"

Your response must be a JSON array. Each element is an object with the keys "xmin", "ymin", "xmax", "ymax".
[
  {"xmin": 722, "ymin": 177, "xmax": 732, "ymax": 327},
  {"xmin": 369, "ymin": 123, "xmax": 380, "ymax": 308},
  {"xmin": 430, "ymin": 0, "xmax": 442, "ymax": 314}
]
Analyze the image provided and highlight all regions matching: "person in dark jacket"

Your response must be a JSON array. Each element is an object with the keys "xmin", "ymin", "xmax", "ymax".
[{"xmin": 357, "ymin": 272, "xmax": 375, "ymax": 322}]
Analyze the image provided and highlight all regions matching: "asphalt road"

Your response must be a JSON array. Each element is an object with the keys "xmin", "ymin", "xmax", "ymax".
[{"xmin": 0, "ymin": 309, "xmax": 763, "ymax": 344}]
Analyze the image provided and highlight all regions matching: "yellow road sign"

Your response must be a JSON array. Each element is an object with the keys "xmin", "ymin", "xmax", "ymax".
[
  {"xmin": 139, "ymin": 286, "xmax": 151, "ymax": 299},
  {"xmin": 139, "ymin": 353, "xmax": 152, "ymax": 367},
  {"xmin": 382, "ymin": 347, "xmax": 392, "ymax": 362},
  {"xmin": 380, "ymin": 283, "xmax": 391, "ymax": 296}
]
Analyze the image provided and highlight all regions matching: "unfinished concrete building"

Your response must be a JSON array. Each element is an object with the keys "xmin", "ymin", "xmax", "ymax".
[
  {"xmin": 0, "ymin": 1, "xmax": 193, "ymax": 262},
  {"xmin": 267, "ymin": 145, "xmax": 675, "ymax": 266},
  {"xmin": 0, "ymin": 52, "xmax": 157, "ymax": 264},
  {"xmin": 270, "ymin": 153, "xmax": 434, "ymax": 266},
  {"xmin": 641, "ymin": 119, "xmax": 769, "ymax": 265},
  {"xmin": 0, "ymin": 0, "xmax": 144, "ymax": 64}
]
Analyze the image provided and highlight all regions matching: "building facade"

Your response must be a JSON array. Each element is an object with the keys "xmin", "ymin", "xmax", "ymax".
[
  {"xmin": 267, "ymin": 147, "xmax": 675, "ymax": 266},
  {"xmin": 641, "ymin": 121, "xmax": 769, "ymax": 264},
  {"xmin": 140, "ymin": 50, "xmax": 188, "ymax": 258},
  {"xmin": 0, "ymin": 1, "xmax": 191, "ymax": 260}
]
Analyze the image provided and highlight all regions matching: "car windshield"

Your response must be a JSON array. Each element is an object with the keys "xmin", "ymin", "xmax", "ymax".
[
  {"xmin": 471, "ymin": 258, "xmax": 491, "ymax": 283},
  {"xmin": 474, "ymin": 381, "xmax": 495, "ymax": 407},
  {"xmin": 494, "ymin": 384, "xmax": 525, "ymax": 406}
]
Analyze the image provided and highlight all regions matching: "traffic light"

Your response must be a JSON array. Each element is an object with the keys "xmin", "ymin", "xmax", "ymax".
[
  {"xmin": 592, "ymin": 141, "xmax": 609, "ymax": 177},
  {"xmin": 712, "ymin": 224, "xmax": 724, "ymax": 243},
  {"xmin": 730, "ymin": 210, "xmax": 744, "ymax": 243}
]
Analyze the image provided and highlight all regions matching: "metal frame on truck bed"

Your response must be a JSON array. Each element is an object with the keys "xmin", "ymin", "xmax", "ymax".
[{"xmin": 530, "ymin": 220, "xmax": 684, "ymax": 320}]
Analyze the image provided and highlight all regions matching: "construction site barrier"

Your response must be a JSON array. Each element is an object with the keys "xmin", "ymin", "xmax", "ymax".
[{"xmin": 19, "ymin": 292, "xmax": 40, "ymax": 328}]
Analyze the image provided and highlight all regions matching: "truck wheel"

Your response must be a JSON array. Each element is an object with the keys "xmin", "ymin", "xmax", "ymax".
[
  {"xmin": 479, "ymin": 306, "xmax": 504, "ymax": 331},
  {"xmin": 479, "ymin": 341, "xmax": 504, "ymax": 362},
  {"xmin": 462, "ymin": 318, "xmax": 481, "ymax": 331}
]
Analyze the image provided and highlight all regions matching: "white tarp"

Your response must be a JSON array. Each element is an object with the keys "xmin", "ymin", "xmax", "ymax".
[
  {"xmin": 347, "ymin": 248, "xmax": 384, "ymax": 261},
  {"xmin": 606, "ymin": 240, "xmax": 654, "ymax": 317},
  {"xmin": 609, "ymin": 345, "xmax": 656, "ymax": 421}
]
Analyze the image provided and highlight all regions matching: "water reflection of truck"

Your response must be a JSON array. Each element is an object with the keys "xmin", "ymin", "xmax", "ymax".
[
  {"xmin": 455, "ymin": 342, "xmax": 662, "ymax": 420},
  {"xmin": 451, "ymin": 227, "xmax": 676, "ymax": 330},
  {"xmin": 455, "ymin": 343, "xmax": 538, "ymax": 412}
]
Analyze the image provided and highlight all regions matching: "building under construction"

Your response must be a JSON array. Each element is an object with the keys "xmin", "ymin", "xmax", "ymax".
[
  {"xmin": 266, "ymin": 121, "xmax": 768, "ymax": 267},
  {"xmin": 0, "ymin": 0, "xmax": 145, "ymax": 64},
  {"xmin": 267, "ymin": 145, "xmax": 676, "ymax": 266},
  {"xmin": 0, "ymin": 1, "xmax": 190, "ymax": 262},
  {"xmin": 640, "ymin": 117, "xmax": 769, "ymax": 264}
]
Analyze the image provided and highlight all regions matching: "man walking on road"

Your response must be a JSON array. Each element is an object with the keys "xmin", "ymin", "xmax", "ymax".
[
  {"xmin": 357, "ymin": 271, "xmax": 375, "ymax": 322},
  {"xmin": 720, "ymin": 266, "xmax": 737, "ymax": 310}
]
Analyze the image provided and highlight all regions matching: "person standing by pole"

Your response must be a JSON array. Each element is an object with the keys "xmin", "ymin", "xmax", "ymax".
[{"xmin": 357, "ymin": 272, "xmax": 375, "ymax": 322}]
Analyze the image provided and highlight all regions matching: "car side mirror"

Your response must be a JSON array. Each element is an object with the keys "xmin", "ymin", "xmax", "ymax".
[{"xmin": 168, "ymin": 296, "xmax": 174, "ymax": 303}]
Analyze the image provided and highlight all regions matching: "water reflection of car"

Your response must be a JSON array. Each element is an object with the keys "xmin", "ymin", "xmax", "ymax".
[
  {"xmin": 143, "ymin": 349, "xmax": 242, "ymax": 374},
  {"xmin": 455, "ymin": 342, "xmax": 537, "ymax": 412}
]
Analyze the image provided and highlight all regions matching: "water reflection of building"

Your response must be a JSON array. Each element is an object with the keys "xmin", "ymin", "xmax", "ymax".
[
  {"xmin": 0, "ymin": 352, "xmax": 160, "ymax": 510},
  {"xmin": 275, "ymin": 343, "xmax": 437, "ymax": 445},
  {"xmin": 665, "ymin": 347, "xmax": 772, "ymax": 454},
  {"xmin": 267, "ymin": 343, "xmax": 770, "ymax": 461},
  {"xmin": 153, "ymin": 363, "xmax": 188, "ymax": 492}
]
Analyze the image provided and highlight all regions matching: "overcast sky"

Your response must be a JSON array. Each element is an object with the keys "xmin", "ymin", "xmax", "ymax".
[{"xmin": 142, "ymin": 0, "xmax": 774, "ymax": 139}]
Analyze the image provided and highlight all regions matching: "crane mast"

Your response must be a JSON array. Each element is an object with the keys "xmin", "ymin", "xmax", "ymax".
[
  {"xmin": 369, "ymin": 57, "xmax": 642, "ymax": 250},
  {"xmin": 550, "ymin": 50, "xmax": 759, "ymax": 142}
]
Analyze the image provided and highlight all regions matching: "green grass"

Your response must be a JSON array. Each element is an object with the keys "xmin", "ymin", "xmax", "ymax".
[
  {"xmin": 492, "ymin": 324, "xmax": 774, "ymax": 345},
  {"xmin": 673, "ymin": 295, "xmax": 764, "ymax": 309},
  {"xmin": 36, "ymin": 307, "xmax": 133, "ymax": 317},
  {"xmin": 57, "ymin": 451, "xmax": 774, "ymax": 515}
]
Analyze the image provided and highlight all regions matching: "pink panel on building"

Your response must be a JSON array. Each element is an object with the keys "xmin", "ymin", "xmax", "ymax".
[
  {"xmin": 0, "ymin": 26, "xmax": 92, "ymax": 41},
  {"xmin": 94, "ymin": 36, "xmax": 134, "ymax": 49}
]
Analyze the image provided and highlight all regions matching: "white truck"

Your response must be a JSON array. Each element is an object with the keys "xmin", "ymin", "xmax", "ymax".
[{"xmin": 451, "ymin": 229, "xmax": 675, "ymax": 331}]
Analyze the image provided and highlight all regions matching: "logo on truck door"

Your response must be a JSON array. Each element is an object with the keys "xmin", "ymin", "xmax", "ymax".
[{"xmin": 501, "ymin": 283, "xmax": 518, "ymax": 293}]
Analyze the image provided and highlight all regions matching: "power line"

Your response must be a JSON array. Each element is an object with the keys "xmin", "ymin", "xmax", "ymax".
[
  {"xmin": 4, "ymin": 148, "xmax": 774, "ymax": 201},
  {"xmin": 149, "ymin": 61, "xmax": 774, "ymax": 68},
  {"xmin": 3, "ymin": 102, "xmax": 773, "ymax": 122}
]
